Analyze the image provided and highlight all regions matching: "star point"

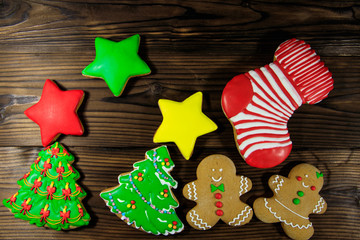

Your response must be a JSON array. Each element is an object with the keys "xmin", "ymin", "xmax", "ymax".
[
  {"xmin": 154, "ymin": 92, "xmax": 218, "ymax": 160},
  {"xmin": 24, "ymin": 79, "xmax": 85, "ymax": 147},
  {"xmin": 82, "ymin": 34, "xmax": 151, "ymax": 97}
]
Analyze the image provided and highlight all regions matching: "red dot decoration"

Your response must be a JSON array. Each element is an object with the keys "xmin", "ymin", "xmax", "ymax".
[
  {"xmin": 164, "ymin": 189, "xmax": 168, "ymax": 193},
  {"xmin": 310, "ymin": 186, "xmax": 316, "ymax": 191},
  {"xmin": 296, "ymin": 176, "xmax": 302, "ymax": 181},
  {"xmin": 172, "ymin": 221, "xmax": 177, "ymax": 225},
  {"xmin": 165, "ymin": 158, "xmax": 169, "ymax": 162},
  {"xmin": 216, "ymin": 201, "xmax": 223, "ymax": 208},
  {"xmin": 130, "ymin": 200, "xmax": 135, "ymax": 204},
  {"xmin": 216, "ymin": 209, "xmax": 224, "ymax": 216},
  {"xmin": 215, "ymin": 193, "xmax": 222, "ymax": 199},
  {"xmin": 138, "ymin": 173, "xmax": 143, "ymax": 177}
]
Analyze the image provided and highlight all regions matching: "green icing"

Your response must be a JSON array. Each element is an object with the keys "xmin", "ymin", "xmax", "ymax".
[
  {"xmin": 100, "ymin": 146, "xmax": 183, "ymax": 235},
  {"xmin": 3, "ymin": 142, "xmax": 90, "ymax": 230},
  {"xmin": 82, "ymin": 34, "xmax": 151, "ymax": 97}
]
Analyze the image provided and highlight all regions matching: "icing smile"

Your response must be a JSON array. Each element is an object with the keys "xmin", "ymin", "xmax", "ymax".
[
  {"xmin": 302, "ymin": 182, "xmax": 309, "ymax": 188},
  {"xmin": 212, "ymin": 177, "xmax": 222, "ymax": 182}
]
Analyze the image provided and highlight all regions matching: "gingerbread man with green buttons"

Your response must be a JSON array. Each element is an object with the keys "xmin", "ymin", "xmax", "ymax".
[
  {"xmin": 253, "ymin": 163, "xmax": 327, "ymax": 240},
  {"xmin": 183, "ymin": 154, "xmax": 253, "ymax": 230}
]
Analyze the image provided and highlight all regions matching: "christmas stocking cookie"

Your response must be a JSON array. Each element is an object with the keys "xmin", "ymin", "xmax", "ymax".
[
  {"xmin": 183, "ymin": 154, "xmax": 253, "ymax": 230},
  {"xmin": 221, "ymin": 39, "xmax": 334, "ymax": 168},
  {"xmin": 253, "ymin": 163, "xmax": 327, "ymax": 240}
]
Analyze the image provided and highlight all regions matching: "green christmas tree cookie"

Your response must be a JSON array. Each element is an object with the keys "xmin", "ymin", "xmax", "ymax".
[
  {"xmin": 3, "ymin": 142, "xmax": 90, "ymax": 230},
  {"xmin": 100, "ymin": 145, "xmax": 184, "ymax": 235}
]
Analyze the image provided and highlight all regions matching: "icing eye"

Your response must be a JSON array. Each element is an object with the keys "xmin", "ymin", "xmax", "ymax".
[
  {"xmin": 310, "ymin": 186, "xmax": 316, "ymax": 191},
  {"xmin": 305, "ymin": 174, "xmax": 309, "ymax": 178},
  {"xmin": 212, "ymin": 169, "xmax": 215, "ymax": 172},
  {"xmin": 219, "ymin": 168, "xmax": 223, "ymax": 172},
  {"xmin": 296, "ymin": 176, "xmax": 302, "ymax": 181}
]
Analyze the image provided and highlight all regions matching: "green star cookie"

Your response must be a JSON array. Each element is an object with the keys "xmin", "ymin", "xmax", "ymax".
[{"xmin": 82, "ymin": 34, "xmax": 151, "ymax": 96}]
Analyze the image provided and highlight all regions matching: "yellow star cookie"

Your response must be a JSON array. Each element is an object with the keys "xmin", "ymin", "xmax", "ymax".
[{"xmin": 154, "ymin": 92, "xmax": 217, "ymax": 160}]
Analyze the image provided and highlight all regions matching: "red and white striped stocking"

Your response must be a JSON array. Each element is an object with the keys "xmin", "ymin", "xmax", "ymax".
[{"xmin": 222, "ymin": 39, "xmax": 334, "ymax": 168}]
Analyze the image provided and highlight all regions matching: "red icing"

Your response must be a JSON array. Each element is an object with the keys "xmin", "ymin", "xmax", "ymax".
[
  {"xmin": 215, "ymin": 201, "xmax": 223, "ymax": 208},
  {"xmin": 40, "ymin": 208, "xmax": 50, "ymax": 222},
  {"xmin": 47, "ymin": 185, "xmax": 56, "ymax": 199},
  {"xmin": 296, "ymin": 176, "xmax": 302, "ymax": 181},
  {"xmin": 216, "ymin": 209, "xmax": 224, "ymax": 216},
  {"xmin": 60, "ymin": 210, "xmax": 70, "ymax": 224},
  {"xmin": 165, "ymin": 158, "xmax": 169, "ymax": 162},
  {"xmin": 130, "ymin": 200, "xmax": 136, "ymax": 204},
  {"xmin": 24, "ymin": 79, "xmax": 84, "ymax": 147},
  {"xmin": 245, "ymin": 145, "xmax": 292, "ymax": 168},
  {"xmin": 172, "ymin": 221, "xmax": 177, "ymax": 225},
  {"xmin": 215, "ymin": 193, "xmax": 222, "ymax": 199},
  {"xmin": 138, "ymin": 173, "xmax": 143, "ymax": 177},
  {"xmin": 164, "ymin": 189, "xmax": 168, "ymax": 193},
  {"xmin": 221, "ymin": 74, "xmax": 253, "ymax": 119},
  {"xmin": 311, "ymin": 186, "xmax": 316, "ymax": 191},
  {"xmin": 62, "ymin": 188, "xmax": 71, "ymax": 200}
]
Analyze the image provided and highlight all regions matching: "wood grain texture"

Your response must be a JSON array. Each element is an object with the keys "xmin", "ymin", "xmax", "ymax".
[{"xmin": 0, "ymin": 0, "xmax": 359, "ymax": 239}]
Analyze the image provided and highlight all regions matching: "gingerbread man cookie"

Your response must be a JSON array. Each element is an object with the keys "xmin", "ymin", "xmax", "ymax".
[
  {"xmin": 183, "ymin": 155, "xmax": 253, "ymax": 230},
  {"xmin": 253, "ymin": 163, "xmax": 327, "ymax": 240}
]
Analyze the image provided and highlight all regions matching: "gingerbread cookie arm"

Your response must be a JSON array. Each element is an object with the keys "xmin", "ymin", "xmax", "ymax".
[
  {"xmin": 237, "ymin": 175, "xmax": 252, "ymax": 196},
  {"xmin": 183, "ymin": 180, "xmax": 199, "ymax": 201},
  {"xmin": 268, "ymin": 175, "xmax": 288, "ymax": 194},
  {"xmin": 312, "ymin": 196, "xmax": 327, "ymax": 214}
]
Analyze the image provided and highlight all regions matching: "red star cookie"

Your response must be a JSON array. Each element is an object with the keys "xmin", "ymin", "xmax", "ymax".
[{"xmin": 25, "ymin": 79, "xmax": 85, "ymax": 147}]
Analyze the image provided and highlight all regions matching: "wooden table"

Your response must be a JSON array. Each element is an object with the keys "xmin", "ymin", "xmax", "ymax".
[{"xmin": 0, "ymin": 0, "xmax": 359, "ymax": 239}]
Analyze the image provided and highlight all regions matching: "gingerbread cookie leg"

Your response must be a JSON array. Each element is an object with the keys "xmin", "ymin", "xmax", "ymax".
[
  {"xmin": 253, "ymin": 197, "xmax": 280, "ymax": 223},
  {"xmin": 222, "ymin": 203, "xmax": 253, "ymax": 227},
  {"xmin": 186, "ymin": 205, "xmax": 219, "ymax": 230},
  {"xmin": 282, "ymin": 222, "xmax": 314, "ymax": 240}
]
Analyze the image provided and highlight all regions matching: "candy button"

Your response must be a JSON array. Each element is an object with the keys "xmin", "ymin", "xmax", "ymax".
[
  {"xmin": 215, "ymin": 201, "xmax": 223, "ymax": 208},
  {"xmin": 297, "ymin": 191, "xmax": 304, "ymax": 197},
  {"xmin": 216, "ymin": 209, "xmax": 223, "ymax": 216},
  {"xmin": 215, "ymin": 193, "xmax": 222, "ymax": 199},
  {"xmin": 296, "ymin": 176, "xmax": 302, "ymax": 181},
  {"xmin": 293, "ymin": 198, "xmax": 300, "ymax": 205},
  {"xmin": 310, "ymin": 186, "xmax": 316, "ymax": 191}
]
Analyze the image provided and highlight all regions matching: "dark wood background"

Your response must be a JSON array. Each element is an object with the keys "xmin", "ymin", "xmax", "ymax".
[{"xmin": 0, "ymin": 0, "xmax": 359, "ymax": 239}]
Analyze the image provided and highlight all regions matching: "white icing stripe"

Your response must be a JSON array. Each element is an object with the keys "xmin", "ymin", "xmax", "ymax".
[
  {"xmin": 239, "ymin": 136, "xmax": 290, "ymax": 151},
  {"xmin": 239, "ymin": 176, "xmax": 249, "ymax": 196},
  {"xmin": 264, "ymin": 198, "xmax": 312, "ymax": 229},
  {"xmin": 231, "ymin": 110, "xmax": 285, "ymax": 124},
  {"xmin": 243, "ymin": 141, "xmax": 292, "ymax": 158},
  {"xmin": 274, "ymin": 198, "xmax": 309, "ymax": 220},
  {"xmin": 269, "ymin": 63, "xmax": 303, "ymax": 106},
  {"xmin": 229, "ymin": 206, "xmax": 252, "ymax": 226},
  {"xmin": 252, "ymin": 95, "xmax": 288, "ymax": 120},
  {"xmin": 272, "ymin": 175, "xmax": 284, "ymax": 194},
  {"xmin": 252, "ymin": 84, "xmax": 291, "ymax": 118},
  {"xmin": 189, "ymin": 210, "xmax": 211, "ymax": 230},
  {"xmin": 249, "ymin": 70, "xmax": 293, "ymax": 114},
  {"xmin": 237, "ymin": 129, "xmax": 289, "ymax": 140},
  {"xmin": 313, "ymin": 197, "xmax": 325, "ymax": 213},
  {"xmin": 246, "ymin": 103, "xmax": 287, "ymax": 122},
  {"xmin": 192, "ymin": 182, "xmax": 198, "ymax": 201},
  {"xmin": 234, "ymin": 121, "xmax": 287, "ymax": 130},
  {"xmin": 260, "ymin": 67, "xmax": 296, "ymax": 111},
  {"xmin": 187, "ymin": 184, "xmax": 192, "ymax": 200}
]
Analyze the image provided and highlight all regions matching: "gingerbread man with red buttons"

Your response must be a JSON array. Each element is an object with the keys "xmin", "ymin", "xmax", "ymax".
[{"xmin": 183, "ymin": 154, "xmax": 253, "ymax": 230}]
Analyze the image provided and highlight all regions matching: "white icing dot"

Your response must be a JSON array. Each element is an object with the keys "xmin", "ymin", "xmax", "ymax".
[
  {"xmin": 305, "ymin": 174, "xmax": 309, "ymax": 177},
  {"xmin": 212, "ymin": 169, "xmax": 215, "ymax": 171},
  {"xmin": 219, "ymin": 168, "xmax": 223, "ymax": 172}
]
